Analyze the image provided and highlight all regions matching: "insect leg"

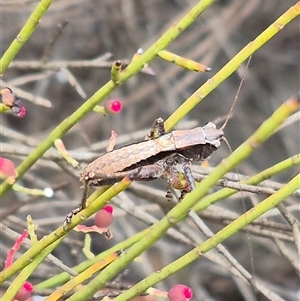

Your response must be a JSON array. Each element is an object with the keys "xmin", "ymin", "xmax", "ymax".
[
  {"xmin": 160, "ymin": 154, "xmax": 187, "ymax": 200},
  {"xmin": 161, "ymin": 154, "xmax": 196, "ymax": 201},
  {"xmin": 182, "ymin": 160, "xmax": 196, "ymax": 190},
  {"xmin": 63, "ymin": 164, "xmax": 166, "ymax": 230},
  {"xmin": 163, "ymin": 157, "xmax": 179, "ymax": 200},
  {"xmin": 145, "ymin": 117, "xmax": 166, "ymax": 140},
  {"xmin": 80, "ymin": 180, "xmax": 89, "ymax": 210},
  {"xmin": 63, "ymin": 181, "xmax": 90, "ymax": 230}
]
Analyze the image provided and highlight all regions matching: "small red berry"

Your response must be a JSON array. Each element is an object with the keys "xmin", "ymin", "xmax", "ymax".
[
  {"xmin": 168, "ymin": 284, "xmax": 193, "ymax": 301},
  {"xmin": 104, "ymin": 99, "xmax": 122, "ymax": 114},
  {"xmin": 94, "ymin": 205, "xmax": 114, "ymax": 228},
  {"xmin": 14, "ymin": 282, "xmax": 33, "ymax": 301}
]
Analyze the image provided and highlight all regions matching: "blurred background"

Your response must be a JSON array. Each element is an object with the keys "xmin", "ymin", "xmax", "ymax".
[{"xmin": 1, "ymin": 1, "xmax": 299, "ymax": 300}]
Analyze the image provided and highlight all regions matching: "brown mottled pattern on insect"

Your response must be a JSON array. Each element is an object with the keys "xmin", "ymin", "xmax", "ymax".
[
  {"xmin": 64, "ymin": 119, "xmax": 224, "ymax": 230},
  {"xmin": 80, "ymin": 122, "xmax": 223, "ymax": 186}
]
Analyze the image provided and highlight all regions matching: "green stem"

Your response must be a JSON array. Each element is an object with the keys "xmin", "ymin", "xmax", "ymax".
[
  {"xmin": 1, "ymin": 238, "xmax": 62, "ymax": 301},
  {"xmin": 110, "ymin": 60, "xmax": 122, "ymax": 84},
  {"xmin": 0, "ymin": 0, "xmax": 54, "ymax": 75},
  {"xmin": 65, "ymin": 92, "xmax": 300, "ymax": 301},
  {"xmin": 0, "ymin": 178, "xmax": 131, "ymax": 283},
  {"xmin": 114, "ymin": 173, "xmax": 300, "ymax": 301},
  {"xmin": 0, "ymin": 103, "xmax": 10, "ymax": 113},
  {"xmin": 193, "ymin": 153, "xmax": 300, "ymax": 212},
  {"xmin": 164, "ymin": 1, "xmax": 300, "ymax": 130},
  {"xmin": 35, "ymin": 227, "xmax": 153, "ymax": 289},
  {"xmin": 0, "ymin": 0, "xmax": 216, "ymax": 199},
  {"xmin": 32, "ymin": 153, "xmax": 299, "ymax": 290}
]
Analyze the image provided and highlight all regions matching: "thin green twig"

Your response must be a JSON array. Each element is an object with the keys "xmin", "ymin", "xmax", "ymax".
[
  {"xmin": 34, "ymin": 153, "xmax": 299, "ymax": 289},
  {"xmin": 65, "ymin": 92, "xmax": 300, "ymax": 301},
  {"xmin": 0, "ymin": 0, "xmax": 216, "ymax": 199},
  {"xmin": 193, "ymin": 153, "xmax": 300, "ymax": 212},
  {"xmin": 0, "ymin": 178, "xmax": 131, "ymax": 283},
  {"xmin": 114, "ymin": 173, "xmax": 300, "ymax": 301},
  {"xmin": 1, "ymin": 238, "xmax": 62, "ymax": 301},
  {"xmin": 0, "ymin": 0, "xmax": 54, "ymax": 75},
  {"xmin": 164, "ymin": 2, "xmax": 300, "ymax": 130}
]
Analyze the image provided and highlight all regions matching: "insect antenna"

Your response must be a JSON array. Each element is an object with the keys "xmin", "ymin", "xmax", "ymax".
[
  {"xmin": 220, "ymin": 56, "xmax": 258, "ymax": 287},
  {"xmin": 220, "ymin": 56, "xmax": 252, "ymax": 131}
]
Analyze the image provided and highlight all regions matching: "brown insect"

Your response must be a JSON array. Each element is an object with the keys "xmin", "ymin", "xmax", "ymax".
[
  {"xmin": 63, "ymin": 119, "xmax": 224, "ymax": 229},
  {"xmin": 63, "ymin": 58, "xmax": 247, "ymax": 229}
]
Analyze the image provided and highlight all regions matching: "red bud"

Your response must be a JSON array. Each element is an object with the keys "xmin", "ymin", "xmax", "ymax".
[{"xmin": 104, "ymin": 99, "xmax": 122, "ymax": 114}]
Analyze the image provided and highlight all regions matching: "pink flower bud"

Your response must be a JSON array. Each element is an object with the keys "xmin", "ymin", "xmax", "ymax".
[
  {"xmin": 94, "ymin": 205, "xmax": 114, "ymax": 228},
  {"xmin": 0, "ymin": 157, "xmax": 17, "ymax": 179},
  {"xmin": 14, "ymin": 282, "xmax": 33, "ymax": 301},
  {"xmin": 168, "ymin": 284, "xmax": 193, "ymax": 301},
  {"xmin": 104, "ymin": 99, "xmax": 122, "ymax": 114}
]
